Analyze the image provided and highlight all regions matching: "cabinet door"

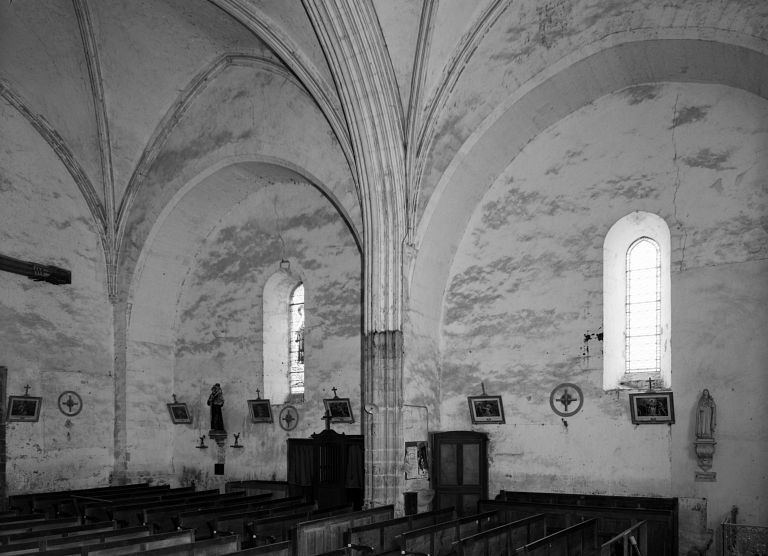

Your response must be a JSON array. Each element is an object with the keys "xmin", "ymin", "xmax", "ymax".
[{"xmin": 431, "ymin": 431, "xmax": 488, "ymax": 516}]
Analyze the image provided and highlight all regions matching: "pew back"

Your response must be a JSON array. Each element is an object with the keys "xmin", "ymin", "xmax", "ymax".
[
  {"xmin": 294, "ymin": 505, "xmax": 394, "ymax": 556},
  {"xmin": 399, "ymin": 510, "xmax": 499, "ymax": 556},
  {"xmin": 451, "ymin": 514, "xmax": 547, "ymax": 556},
  {"xmin": 228, "ymin": 540, "xmax": 292, "ymax": 555},
  {"xmin": 517, "ymin": 518, "xmax": 599, "ymax": 556},
  {"xmin": 479, "ymin": 499, "xmax": 674, "ymax": 555},
  {"xmin": 344, "ymin": 506, "xmax": 455, "ymax": 554}
]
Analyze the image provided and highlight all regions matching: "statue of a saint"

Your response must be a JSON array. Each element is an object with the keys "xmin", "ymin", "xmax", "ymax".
[
  {"xmin": 696, "ymin": 389, "xmax": 716, "ymax": 439},
  {"xmin": 207, "ymin": 383, "xmax": 225, "ymax": 432}
]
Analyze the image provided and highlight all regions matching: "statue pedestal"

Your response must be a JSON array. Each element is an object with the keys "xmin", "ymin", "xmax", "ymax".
[
  {"xmin": 209, "ymin": 429, "xmax": 228, "ymax": 447},
  {"xmin": 694, "ymin": 438, "xmax": 716, "ymax": 481}
]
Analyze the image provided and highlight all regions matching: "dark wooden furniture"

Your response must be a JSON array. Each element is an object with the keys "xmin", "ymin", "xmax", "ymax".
[
  {"xmin": 287, "ymin": 429, "xmax": 364, "ymax": 510},
  {"xmin": 398, "ymin": 510, "xmax": 500, "ymax": 556},
  {"xmin": 343, "ymin": 507, "xmax": 455, "ymax": 554},
  {"xmin": 450, "ymin": 514, "xmax": 549, "ymax": 556},
  {"xmin": 480, "ymin": 497, "xmax": 676, "ymax": 556},
  {"xmin": 293, "ymin": 505, "xmax": 394, "ymax": 556},
  {"xmin": 516, "ymin": 518, "xmax": 599, "ymax": 556},
  {"xmin": 431, "ymin": 431, "xmax": 488, "ymax": 516}
]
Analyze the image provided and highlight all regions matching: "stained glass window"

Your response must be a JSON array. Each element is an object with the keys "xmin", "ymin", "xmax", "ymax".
[
  {"xmin": 289, "ymin": 283, "xmax": 305, "ymax": 400},
  {"xmin": 625, "ymin": 238, "xmax": 661, "ymax": 373}
]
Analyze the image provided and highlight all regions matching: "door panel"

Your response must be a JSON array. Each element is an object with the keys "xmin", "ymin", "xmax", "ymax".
[{"xmin": 431, "ymin": 431, "xmax": 488, "ymax": 516}]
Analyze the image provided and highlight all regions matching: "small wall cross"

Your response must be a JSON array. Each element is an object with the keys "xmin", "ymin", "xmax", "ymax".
[
  {"xmin": 23, "ymin": 384, "xmax": 31, "ymax": 396},
  {"xmin": 331, "ymin": 387, "xmax": 338, "ymax": 398}
]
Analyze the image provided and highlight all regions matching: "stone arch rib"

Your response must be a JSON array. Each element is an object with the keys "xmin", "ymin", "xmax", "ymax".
[{"xmin": 0, "ymin": 79, "xmax": 107, "ymax": 243}]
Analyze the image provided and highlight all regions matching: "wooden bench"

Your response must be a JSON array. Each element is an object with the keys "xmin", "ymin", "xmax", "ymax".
[
  {"xmin": 36, "ymin": 485, "xmax": 168, "ymax": 519},
  {"xmin": 209, "ymin": 499, "xmax": 314, "ymax": 540},
  {"xmin": 142, "ymin": 492, "xmax": 273, "ymax": 532},
  {"xmin": 1, "ymin": 521, "xmax": 116, "ymax": 545},
  {"xmin": 76, "ymin": 486, "xmax": 198, "ymax": 523},
  {"xmin": 516, "ymin": 518, "xmax": 599, "ymax": 556},
  {"xmin": 343, "ymin": 507, "xmax": 456, "ymax": 555},
  {"xmin": 226, "ymin": 481, "xmax": 290, "ymax": 499},
  {"xmin": 180, "ymin": 502, "xmax": 315, "ymax": 541},
  {"xmin": 450, "ymin": 514, "xmax": 548, "ymax": 556},
  {"xmin": 599, "ymin": 520, "xmax": 648, "ymax": 556},
  {"xmin": 226, "ymin": 540, "xmax": 292, "ymax": 556},
  {"xmin": 137, "ymin": 534, "xmax": 241, "ymax": 555},
  {"xmin": 399, "ymin": 510, "xmax": 501, "ymax": 556},
  {"xmin": 8, "ymin": 484, "xmax": 150, "ymax": 516},
  {"xmin": 0, "ymin": 517, "xmax": 81, "ymax": 537},
  {"xmin": 0, "ymin": 525, "xmax": 152, "ymax": 554},
  {"xmin": 478, "ymin": 499, "xmax": 673, "ymax": 555},
  {"xmin": 107, "ymin": 489, "xmax": 224, "ymax": 528},
  {"xmin": 294, "ymin": 505, "xmax": 394, "ymax": 556}
]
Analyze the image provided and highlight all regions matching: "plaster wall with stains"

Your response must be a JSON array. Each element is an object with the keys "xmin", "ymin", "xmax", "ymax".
[
  {"xmin": 439, "ymin": 83, "xmax": 768, "ymax": 526},
  {"xmin": 0, "ymin": 100, "xmax": 114, "ymax": 493},
  {"xmin": 168, "ymin": 180, "xmax": 361, "ymax": 486}
]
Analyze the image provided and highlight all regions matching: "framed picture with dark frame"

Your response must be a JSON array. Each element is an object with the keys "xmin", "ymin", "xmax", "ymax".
[
  {"xmin": 167, "ymin": 402, "xmax": 192, "ymax": 424},
  {"xmin": 248, "ymin": 399, "xmax": 273, "ymax": 423},
  {"xmin": 7, "ymin": 396, "xmax": 42, "ymax": 422},
  {"xmin": 323, "ymin": 397, "xmax": 354, "ymax": 423},
  {"xmin": 468, "ymin": 395, "xmax": 505, "ymax": 424},
  {"xmin": 629, "ymin": 392, "xmax": 675, "ymax": 424}
]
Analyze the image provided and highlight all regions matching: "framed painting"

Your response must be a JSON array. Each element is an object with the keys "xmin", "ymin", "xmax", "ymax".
[
  {"xmin": 468, "ymin": 395, "xmax": 505, "ymax": 424},
  {"xmin": 7, "ymin": 396, "xmax": 42, "ymax": 422},
  {"xmin": 323, "ymin": 397, "xmax": 354, "ymax": 423},
  {"xmin": 248, "ymin": 399, "xmax": 273, "ymax": 423},
  {"xmin": 167, "ymin": 402, "xmax": 192, "ymax": 424},
  {"xmin": 629, "ymin": 392, "xmax": 675, "ymax": 424}
]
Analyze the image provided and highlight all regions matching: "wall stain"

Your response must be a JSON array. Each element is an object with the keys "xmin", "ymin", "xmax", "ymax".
[
  {"xmin": 671, "ymin": 105, "xmax": 709, "ymax": 128},
  {"xmin": 622, "ymin": 85, "xmax": 660, "ymax": 106},
  {"xmin": 683, "ymin": 148, "xmax": 733, "ymax": 171}
]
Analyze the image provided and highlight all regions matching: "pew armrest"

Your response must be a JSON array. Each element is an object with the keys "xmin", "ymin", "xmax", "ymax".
[{"xmin": 346, "ymin": 543, "xmax": 374, "ymax": 554}]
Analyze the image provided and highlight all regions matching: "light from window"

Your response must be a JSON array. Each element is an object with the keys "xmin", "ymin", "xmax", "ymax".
[
  {"xmin": 625, "ymin": 238, "xmax": 661, "ymax": 373},
  {"xmin": 289, "ymin": 284, "xmax": 305, "ymax": 399}
]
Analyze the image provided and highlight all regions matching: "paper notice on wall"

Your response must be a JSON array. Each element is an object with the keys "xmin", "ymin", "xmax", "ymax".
[{"xmin": 405, "ymin": 441, "xmax": 429, "ymax": 480}]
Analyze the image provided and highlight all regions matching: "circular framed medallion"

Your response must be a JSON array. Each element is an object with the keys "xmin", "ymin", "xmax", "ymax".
[
  {"xmin": 58, "ymin": 391, "xmax": 83, "ymax": 417},
  {"xmin": 278, "ymin": 405, "xmax": 299, "ymax": 431},
  {"xmin": 549, "ymin": 383, "xmax": 583, "ymax": 417}
]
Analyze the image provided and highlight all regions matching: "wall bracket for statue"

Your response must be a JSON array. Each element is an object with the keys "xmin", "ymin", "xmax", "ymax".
[{"xmin": 694, "ymin": 389, "xmax": 716, "ymax": 482}]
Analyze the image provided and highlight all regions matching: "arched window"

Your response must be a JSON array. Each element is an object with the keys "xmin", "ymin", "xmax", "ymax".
[
  {"xmin": 604, "ymin": 212, "xmax": 671, "ymax": 390},
  {"xmin": 288, "ymin": 284, "xmax": 305, "ymax": 401},
  {"xmin": 625, "ymin": 238, "xmax": 661, "ymax": 374},
  {"xmin": 263, "ymin": 271, "xmax": 304, "ymax": 403}
]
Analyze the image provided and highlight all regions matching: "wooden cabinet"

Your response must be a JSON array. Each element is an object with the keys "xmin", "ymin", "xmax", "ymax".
[
  {"xmin": 287, "ymin": 429, "xmax": 364, "ymax": 510},
  {"xmin": 430, "ymin": 431, "xmax": 488, "ymax": 516}
]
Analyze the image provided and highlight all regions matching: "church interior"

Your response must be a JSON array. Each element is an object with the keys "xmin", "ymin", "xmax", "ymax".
[{"xmin": 1, "ymin": 1, "xmax": 766, "ymax": 554}]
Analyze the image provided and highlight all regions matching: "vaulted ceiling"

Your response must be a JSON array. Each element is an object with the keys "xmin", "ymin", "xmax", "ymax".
[{"xmin": 2, "ymin": 0, "xmax": 767, "ymax": 301}]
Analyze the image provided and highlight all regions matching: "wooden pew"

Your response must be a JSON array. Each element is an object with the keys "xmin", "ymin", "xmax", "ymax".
[
  {"xmin": 142, "ymin": 492, "xmax": 272, "ymax": 532},
  {"xmin": 1, "ymin": 521, "xmax": 116, "ymax": 545},
  {"xmin": 76, "ymin": 485, "xmax": 197, "ymax": 522},
  {"xmin": 0, "ymin": 517, "xmax": 81, "ymax": 537},
  {"xmin": 137, "ymin": 534, "xmax": 241, "ymax": 555},
  {"xmin": 209, "ymin": 499, "xmax": 313, "ymax": 540},
  {"xmin": 478, "ymin": 499, "xmax": 673, "ymax": 555},
  {"xmin": 35, "ymin": 485, "xmax": 168, "ymax": 519},
  {"xmin": 398, "ymin": 510, "xmax": 500, "ymax": 556},
  {"xmin": 215, "ymin": 503, "xmax": 352, "ymax": 548},
  {"xmin": 343, "ymin": 507, "xmax": 456, "ymax": 555},
  {"xmin": 8, "ymin": 483, "xmax": 150, "ymax": 516},
  {"xmin": 0, "ymin": 526, "xmax": 151, "ymax": 554},
  {"xmin": 450, "ymin": 514, "xmax": 548, "ymax": 556},
  {"xmin": 599, "ymin": 520, "xmax": 648, "ymax": 556},
  {"xmin": 516, "ymin": 518, "xmax": 599, "ymax": 556},
  {"xmin": 294, "ymin": 505, "xmax": 394, "ymax": 556},
  {"xmin": 108, "ymin": 489, "xmax": 224, "ymax": 528},
  {"xmin": 226, "ymin": 481, "xmax": 290, "ymax": 499},
  {"xmin": 181, "ymin": 502, "xmax": 314, "ymax": 541},
  {"xmin": 227, "ymin": 540, "xmax": 292, "ymax": 555}
]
